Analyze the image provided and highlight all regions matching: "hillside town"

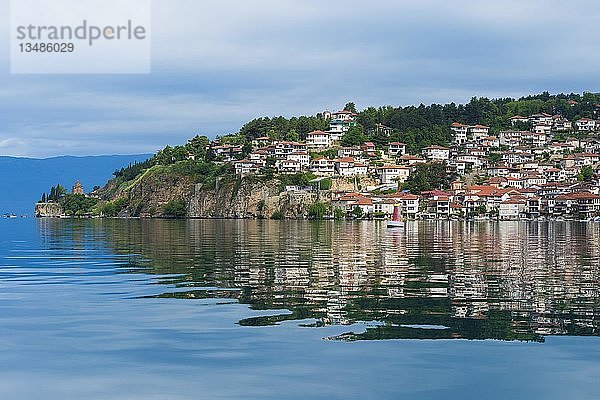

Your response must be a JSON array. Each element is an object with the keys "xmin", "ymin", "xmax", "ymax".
[{"xmin": 211, "ymin": 107, "xmax": 600, "ymax": 221}]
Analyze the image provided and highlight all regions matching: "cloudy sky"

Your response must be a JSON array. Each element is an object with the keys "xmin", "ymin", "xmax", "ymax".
[{"xmin": 1, "ymin": 0, "xmax": 599, "ymax": 157}]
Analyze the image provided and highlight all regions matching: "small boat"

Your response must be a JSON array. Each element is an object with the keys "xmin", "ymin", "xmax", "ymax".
[{"xmin": 387, "ymin": 204, "xmax": 404, "ymax": 228}]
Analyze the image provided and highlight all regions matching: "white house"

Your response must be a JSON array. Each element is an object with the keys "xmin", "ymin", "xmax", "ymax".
[
  {"xmin": 388, "ymin": 142, "xmax": 407, "ymax": 156},
  {"xmin": 338, "ymin": 147, "xmax": 363, "ymax": 159},
  {"xmin": 468, "ymin": 125, "xmax": 490, "ymax": 140},
  {"xmin": 249, "ymin": 150, "xmax": 269, "ymax": 163},
  {"xmin": 552, "ymin": 116, "xmax": 572, "ymax": 132},
  {"xmin": 529, "ymin": 113, "xmax": 553, "ymax": 125},
  {"xmin": 287, "ymin": 151, "xmax": 310, "ymax": 167},
  {"xmin": 335, "ymin": 157, "xmax": 366, "ymax": 176},
  {"xmin": 451, "ymin": 122, "xmax": 469, "ymax": 144},
  {"xmin": 306, "ymin": 131, "xmax": 332, "ymax": 149},
  {"xmin": 499, "ymin": 199, "xmax": 526, "ymax": 220},
  {"xmin": 277, "ymin": 160, "xmax": 302, "ymax": 174},
  {"xmin": 377, "ymin": 165, "xmax": 411, "ymax": 184},
  {"xmin": 310, "ymin": 157, "xmax": 335, "ymax": 175},
  {"xmin": 234, "ymin": 160, "xmax": 261, "ymax": 175},
  {"xmin": 422, "ymin": 146, "xmax": 450, "ymax": 161},
  {"xmin": 509, "ymin": 116, "xmax": 529, "ymax": 125},
  {"xmin": 576, "ymin": 118, "xmax": 597, "ymax": 132},
  {"xmin": 533, "ymin": 123, "xmax": 551, "ymax": 135}
]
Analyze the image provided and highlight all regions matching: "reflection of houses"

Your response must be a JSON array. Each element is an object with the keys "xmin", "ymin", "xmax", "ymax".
[{"xmin": 118, "ymin": 214, "xmax": 600, "ymax": 340}]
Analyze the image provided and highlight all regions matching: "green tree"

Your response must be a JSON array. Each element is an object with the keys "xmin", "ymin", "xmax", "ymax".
[
  {"xmin": 344, "ymin": 102, "xmax": 357, "ymax": 113},
  {"xmin": 308, "ymin": 202, "xmax": 329, "ymax": 220},
  {"xmin": 333, "ymin": 207, "xmax": 346, "ymax": 220},
  {"xmin": 578, "ymin": 165, "xmax": 595, "ymax": 182},
  {"xmin": 287, "ymin": 129, "xmax": 300, "ymax": 142},
  {"xmin": 262, "ymin": 156, "xmax": 277, "ymax": 178},
  {"xmin": 61, "ymin": 194, "xmax": 98, "ymax": 216},
  {"xmin": 340, "ymin": 125, "xmax": 367, "ymax": 147},
  {"xmin": 488, "ymin": 153, "xmax": 502, "ymax": 164},
  {"xmin": 186, "ymin": 135, "xmax": 210, "ymax": 159},
  {"xmin": 402, "ymin": 163, "xmax": 452, "ymax": 193},
  {"xmin": 351, "ymin": 205, "xmax": 364, "ymax": 219},
  {"xmin": 162, "ymin": 199, "xmax": 187, "ymax": 218}
]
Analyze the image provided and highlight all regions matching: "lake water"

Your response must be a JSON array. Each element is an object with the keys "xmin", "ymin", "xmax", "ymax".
[{"xmin": 1, "ymin": 219, "xmax": 599, "ymax": 399}]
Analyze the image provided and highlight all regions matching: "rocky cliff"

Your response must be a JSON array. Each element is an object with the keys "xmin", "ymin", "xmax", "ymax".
[
  {"xmin": 98, "ymin": 169, "xmax": 377, "ymax": 219},
  {"xmin": 34, "ymin": 202, "xmax": 65, "ymax": 217}
]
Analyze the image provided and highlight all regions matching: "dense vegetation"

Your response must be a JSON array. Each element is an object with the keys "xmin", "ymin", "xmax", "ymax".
[
  {"xmin": 235, "ymin": 92, "xmax": 600, "ymax": 154},
  {"xmin": 61, "ymin": 194, "xmax": 98, "ymax": 216},
  {"xmin": 402, "ymin": 163, "xmax": 453, "ymax": 193}
]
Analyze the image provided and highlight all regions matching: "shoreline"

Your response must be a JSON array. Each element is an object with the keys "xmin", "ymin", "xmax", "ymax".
[{"xmin": 31, "ymin": 216, "xmax": 600, "ymax": 223}]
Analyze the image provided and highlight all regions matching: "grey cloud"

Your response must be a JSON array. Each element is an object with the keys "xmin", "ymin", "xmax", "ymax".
[{"xmin": 0, "ymin": 0, "xmax": 599, "ymax": 156}]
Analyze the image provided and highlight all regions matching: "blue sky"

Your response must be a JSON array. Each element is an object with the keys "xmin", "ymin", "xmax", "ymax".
[{"xmin": 1, "ymin": 0, "xmax": 599, "ymax": 157}]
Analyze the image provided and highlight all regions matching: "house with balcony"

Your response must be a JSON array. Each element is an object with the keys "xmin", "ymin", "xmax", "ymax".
[
  {"xmin": 399, "ymin": 155, "xmax": 426, "ymax": 166},
  {"xmin": 529, "ymin": 113, "xmax": 553, "ymax": 125},
  {"xmin": 234, "ymin": 160, "xmax": 262, "ymax": 175},
  {"xmin": 287, "ymin": 151, "xmax": 310, "ymax": 167},
  {"xmin": 335, "ymin": 157, "xmax": 368, "ymax": 176},
  {"xmin": 576, "ymin": 118, "xmax": 597, "ymax": 132},
  {"xmin": 249, "ymin": 150, "xmax": 269, "ymax": 163},
  {"xmin": 306, "ymin": 131, "xmax": 332, "ymax": 149},
  {"xmin": 278, "ymin": 160, "xmax": 302, "ymax": 174},
  {"xmin": 374, "ymin": 123, "xmax": 393, "ymax": 136},
  {"xmin": 451, "ymin": 122, "xmax": 469, "ymax": 144},
  {"xmin": 309, "ymin": 157, "xmax": 335, "ymax": 175},
  {"xmin": 552, "ymin": 116, "xmax": 572, "ymax": 132},
  {"xmin": 509, "ymin": 116, "xmax": 529, "ymax": 125}
]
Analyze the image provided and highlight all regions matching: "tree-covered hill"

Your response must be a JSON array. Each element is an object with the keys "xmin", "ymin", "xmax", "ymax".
[
  {"xmin": 109, "ymin": 91, "xmax": 600, "ymax": 187},
  {"xmin": 234, "ymin": 91, "xmax": 600, "ymax": 153}
]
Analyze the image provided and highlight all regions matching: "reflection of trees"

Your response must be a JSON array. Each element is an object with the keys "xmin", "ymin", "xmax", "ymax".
[{"xmin": 38, "ymin": 219, "xmax": 600, "ymax": 341}]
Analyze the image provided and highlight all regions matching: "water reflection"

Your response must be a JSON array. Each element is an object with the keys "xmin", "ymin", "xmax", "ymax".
[{"xmin": 37, "ymin": 219, "xmax": 600, "ymax": 342}]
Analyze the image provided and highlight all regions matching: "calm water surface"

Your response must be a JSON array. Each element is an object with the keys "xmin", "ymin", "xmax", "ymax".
[{"xmin": 0, "ymin": 219, "xmax": 599, "ymax": 399}]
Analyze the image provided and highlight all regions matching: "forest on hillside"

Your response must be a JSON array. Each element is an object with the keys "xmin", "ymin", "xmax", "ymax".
[
  {"xmin": 237, "ymin": 92, "xmax": 600, "ymax": 152},
  {"xmin": 112, "ymin": 92, "xmax": 600, "ymax": 184}
]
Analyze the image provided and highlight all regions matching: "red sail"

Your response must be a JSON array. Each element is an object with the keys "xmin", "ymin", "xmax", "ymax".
[{"xmin": 392, "ymin": 204, "xmax": 400, "ymax": 221}]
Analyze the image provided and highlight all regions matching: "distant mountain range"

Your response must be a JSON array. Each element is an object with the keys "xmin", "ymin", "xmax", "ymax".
[{"xmin": 0, "ymin": 154, "xmax": 151, "ymax": 215}]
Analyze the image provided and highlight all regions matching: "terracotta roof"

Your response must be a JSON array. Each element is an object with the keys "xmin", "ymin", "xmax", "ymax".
[
  {"xmin": 355, "ymin": 197, "xmax": 373, "ymax": 205},
  {"xmin": 388, "ymin": 193, "xmax": 420, "ymax": 200},
  {"xmin": 501, "ymin": 199, "xmax": 525, "ymax": 205}
]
